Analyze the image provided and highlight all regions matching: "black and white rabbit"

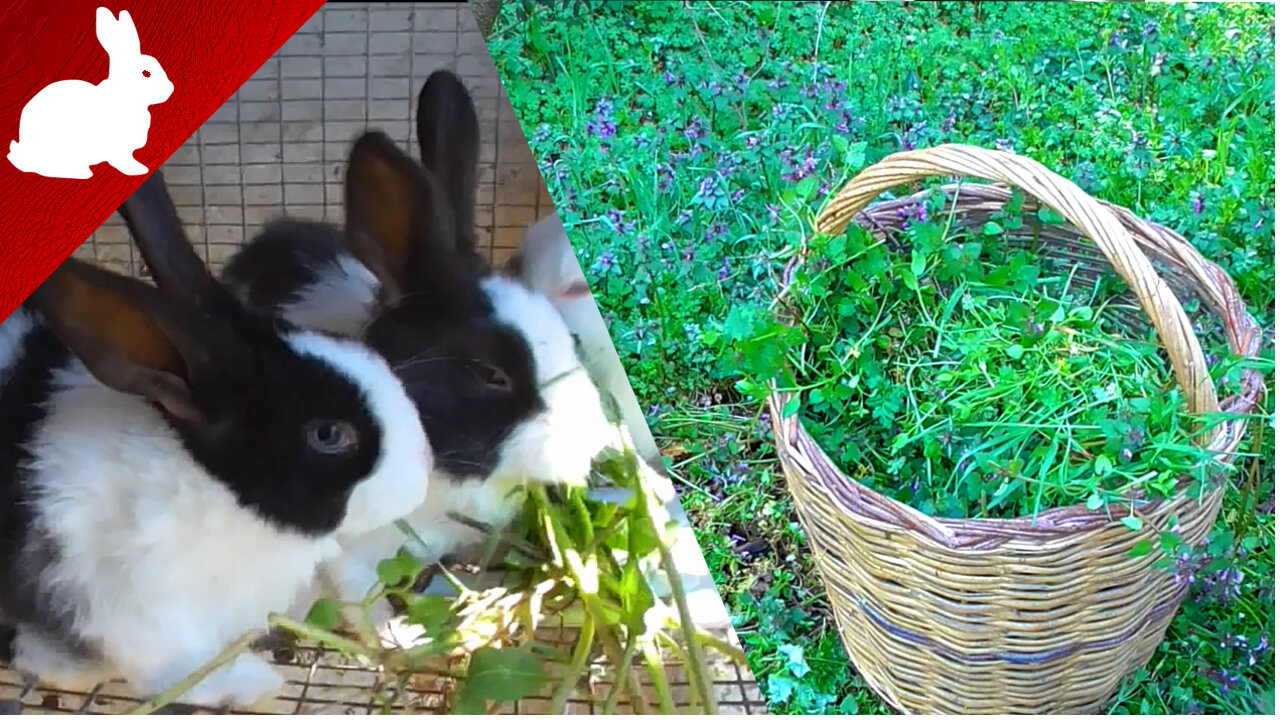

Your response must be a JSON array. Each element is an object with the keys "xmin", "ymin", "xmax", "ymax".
[
  {"xmin": 0, "ymin": 173, "xmax": 431, "ymax": 707},
  {"xmin": 221, "ymin": 71, "xmax": 616, "ymax": 606}
]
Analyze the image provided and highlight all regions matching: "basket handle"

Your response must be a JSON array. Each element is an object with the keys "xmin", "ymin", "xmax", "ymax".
[{"xmin": 814, "ymin": 144, "xmax": 1219, "ymax": 417}]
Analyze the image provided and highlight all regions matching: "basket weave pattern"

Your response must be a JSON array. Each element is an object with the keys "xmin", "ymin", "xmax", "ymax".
[{"xmin": 768, "ymin": 145, "xmax": 1263, "ymax": 714}]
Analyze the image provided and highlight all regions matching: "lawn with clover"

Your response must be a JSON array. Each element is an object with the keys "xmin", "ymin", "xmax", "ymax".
[{"xmin": 487, "ymin": 1, "xmax": 1275, "ymax": 714}]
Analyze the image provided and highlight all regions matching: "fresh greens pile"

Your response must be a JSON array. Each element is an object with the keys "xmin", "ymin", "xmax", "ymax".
[
  {"xmin": 133, "ymin": 448, "xmax": 741, "ymax": 715},
  {"xmin": 756, "ymin": 188, "xmax": 1239, "ymax": 521}
]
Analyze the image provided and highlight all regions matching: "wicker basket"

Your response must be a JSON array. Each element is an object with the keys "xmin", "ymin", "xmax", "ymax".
[{"xmin": 767, "ymin": 145, "xmax": 1264, "ymax": 714}]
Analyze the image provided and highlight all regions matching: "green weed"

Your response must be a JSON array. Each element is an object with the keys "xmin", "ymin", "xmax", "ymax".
[{"xmin": 487, "ymin": 1, "xmax": 1275, "ymax": 713}]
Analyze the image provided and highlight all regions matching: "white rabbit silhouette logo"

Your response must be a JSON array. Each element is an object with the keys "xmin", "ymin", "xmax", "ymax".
[{"xmin": 7, "ymin": 7, "xmax": 174, "ymax": 179}]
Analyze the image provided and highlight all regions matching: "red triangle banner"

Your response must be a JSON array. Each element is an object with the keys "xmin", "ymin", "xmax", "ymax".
[{"xmin": 0, "ymin": 0, "xmax": 326, "ymax": 321}]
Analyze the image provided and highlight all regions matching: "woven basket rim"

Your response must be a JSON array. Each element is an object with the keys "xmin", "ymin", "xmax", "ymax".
[{"xmin": 767, "ymin": 145, "xmax": 1264, "ymax": 548}]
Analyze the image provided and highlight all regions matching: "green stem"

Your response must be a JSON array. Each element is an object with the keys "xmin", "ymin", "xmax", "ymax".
[
  {"xmin": 602, "ymin": 633, "xmax": 641, "ymax": 715},
  {"xmin": 549, "ymin": 611, "xmax": 595, "ymax": 712},
  {"xmin": 126, "ymin": 631, "xmax": 262, "ymax": 715},
  {"xmin": 687, "ymin": 627, "xmax": 748, "ymax": 666},
  {"xmin": 642, "ymin": 486, "xmax": 717, "ymax": 714},
  {"xmin": 268, "ymin": 614, "xmax": 377, "ymax": 663},
  {"xmin": 641, "ymin": 639, "xmax": 677, "ymax": 714},
  {"xmin": 531, "ymin": 485, "xmax": 651, "ymax": 713}
]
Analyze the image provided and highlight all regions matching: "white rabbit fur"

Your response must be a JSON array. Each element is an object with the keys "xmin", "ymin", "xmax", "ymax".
[
  {"xmin": 514, "ymin": 212, "xmax": 664, "ymax": 472},
  {"xmin": 7, "ymin": 8, "xmax": 173, "ymax": 179},
  {"xmin": 0, "ymin": 308, "xmax": 430, "ymax": 707},
  {"xmin": 292, "ymin": 272, "xmax": 618, "ymax": 619}
]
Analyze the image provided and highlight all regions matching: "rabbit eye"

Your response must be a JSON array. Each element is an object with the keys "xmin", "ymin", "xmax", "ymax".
[
  {"xmin": 305, "ymin": 419, "xmax": 359, "ymax": 456},
  {"xmin": 476, "ymin": 364, "xmax": 513, "ymax": 391},
  {"xmin": 142, "ymin": 70, "xmax": 151, "ymax": 78}
]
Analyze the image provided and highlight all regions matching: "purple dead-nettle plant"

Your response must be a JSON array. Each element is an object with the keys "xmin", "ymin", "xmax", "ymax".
[
  {"xmin": 716, "ymin": 150, "xmax": 742, "ymax": 177},
  {"xmin": 605, "ymin": 208, "xmax": 635, "ymax": 234},
  {"xmin": 719, "ymin": 257, "xmax": 731, "ymax": 281},
  {"xmin": 995, "ymin": 138, "xmax": 1015, "ymax": 152},
  {"xmin": 684, "ymin": 116, "xmax": 708, "ymax": 141},
  {"xmin": 697, "ymin": 174, "xmax": 717, "ymax": 198},
  {"xmin": 596, "ymin": 251, "xmax": 616, "ymax": 272},
  {"xmin": 731, "ymin": 188, "xmax": 746, "ymax": 204},
  {"xmin": 675, "ymin": 210, "xmax": 692, "ymax": 226},
  {"xmin": 782, "ymin": 146, "xmax": 818, "ymax": 183},
  {"xmin": 1193, "ymin": 193, "xmax": 1205, "ymax": 215},
  {"xmin": 663, "ymin": 69, "xmax": 678, "ymax": 85},
  {"xmin": 586, "ymin": 97, "xmax": 617, "ymax": 139},
  {"xmin": 698, "ymin": 79, "xmax": 724, "ymax": 97},
  {"xmin": 657, "ymin": 164, "xmax": 675, "ymax": 192}
]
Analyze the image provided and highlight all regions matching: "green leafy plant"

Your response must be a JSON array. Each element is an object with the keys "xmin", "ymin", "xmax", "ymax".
[
  {"xmin": 130, "ymin": 447, "xmax": 743, "ymax": 715},
  {"xmin": 487, "ymin": 0, "xmax": 1274, "ymax": 713}
]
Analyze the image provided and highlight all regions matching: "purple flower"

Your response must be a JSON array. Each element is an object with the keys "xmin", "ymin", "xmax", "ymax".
[
  {"xmin": 597, "ymin": 251, "xmax": 615, "ymax": 270},
  {"xmin": 718, "ymin": 258, "xmax": 730, "ymax": 281},
  {"xmin": 697, "ymin": 174, "xmax": 717, "ymax": 197},
  {"xmin": 995, "ymin": 139, "xmax": 1014, "ymax": 152},
  {"xmin": 663, "ymin": 70, "xmax": 677, "ymax": 84},
  {"xmin": 731, "ymin": 188, "xmax": 745, "ymax": 203},
  {"xmin": 782, "ymin": 146, "xmax": 817, "ymax": 183},
  {"xmin": 1193, "ymin": 193, "xmax": 1204, "ymax": 215},
  {"xmin": 683, "ymin": 117, "xmax": 708, "ymax": 140},
  {"xmin": 744, "ymin": 135, "xmax": 760, "ymax": 148},
  {"xmin": 942, "ymin": 114, "xmax": 956, "ymax": 133},
  {"xmin": 586, "ymin": 98, "xmax": 617, "ymax": 139},
  {"xmin": 605, "ymin": 208, "xmax": 635, "ymax": 234},
  {"xmin": 767, "ymin": 204, "xmax": 780, "ymax": 223},
  {"xmin": 675, "ymin": 210, "xmax": 692, "ymax": 225}
]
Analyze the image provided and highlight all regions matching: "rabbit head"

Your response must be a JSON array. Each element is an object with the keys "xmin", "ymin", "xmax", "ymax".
[
  {"xmin": 505, "ymin": 213, "xmax": 666, "ymax": 471},
  {"xmin": 335, "ymin": 70, "xmax": 615, "ymax": 490},
  {"xmin": 97, "ymin": 8, "xmax": 172, "ymax": 106},
  {"xmin": 111, "ymin": 172, "xmax": 430, "ymax": 538}
]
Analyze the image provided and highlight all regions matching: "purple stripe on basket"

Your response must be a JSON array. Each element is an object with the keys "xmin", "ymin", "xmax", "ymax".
[{"xmin": 850, "ymin": 591, "xmax": 1186, "ymax": 666}]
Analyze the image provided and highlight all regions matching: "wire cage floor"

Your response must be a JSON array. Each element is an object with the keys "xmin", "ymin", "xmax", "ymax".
[
  {"xmin": 1, "ymin": 3, "xmax": 762, "ymax": 714},
  {"xmin": 2, "ymin": 572, "xmax": 764, "ymax": 716}
]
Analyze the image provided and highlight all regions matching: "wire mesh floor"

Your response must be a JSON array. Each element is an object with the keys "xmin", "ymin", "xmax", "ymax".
[
  {"xmin": 4, "ymin": 2, "xmax": 762, "ymax": 714},
  {"xmin": 0, "ymin": 625, "xmax": 765, "ymax": 715}
]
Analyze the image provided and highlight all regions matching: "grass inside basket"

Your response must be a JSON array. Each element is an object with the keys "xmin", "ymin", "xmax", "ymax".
[{"xmin": 770, "ymin": 184, "xmax": 1252, "ymax": 523}]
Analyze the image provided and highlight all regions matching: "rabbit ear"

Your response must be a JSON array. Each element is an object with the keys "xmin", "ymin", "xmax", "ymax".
[
  {"xmin": 96, "ymin": 8, "xmax": 140, "ymax": 57},
  {"xmin": 31, "ymin": 259, "xmax": 208, "ymax": 423},
  {"xmin": 517, "ymin": 214, "xmax": 592, "ymax": 301},
  {"xmin": 416, "ymin": 70, "xmax": 479, "ymax": 256},
  {"xmin": 118, "ymin": 172, "xmax": 226, "ymax": 313},
  {"xmin": 344, "ymin": 131, "xmax": 465, "ymax": 305}
]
